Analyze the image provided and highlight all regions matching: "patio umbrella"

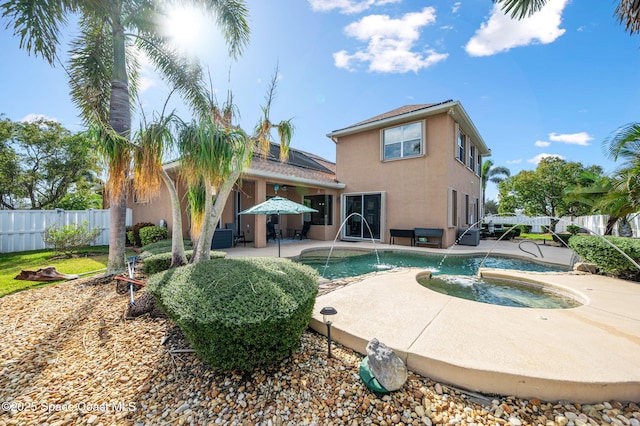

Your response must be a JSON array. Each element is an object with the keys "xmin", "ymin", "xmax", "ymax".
[{"xmin": 239, "ymin": 196, "xmax": 317, "ymax": 257}]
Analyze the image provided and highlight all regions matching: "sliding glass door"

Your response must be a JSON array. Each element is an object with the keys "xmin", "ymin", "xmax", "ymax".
[{"xmin": 344, "ymin": 193, "xmax": 382, "ymax": 240}]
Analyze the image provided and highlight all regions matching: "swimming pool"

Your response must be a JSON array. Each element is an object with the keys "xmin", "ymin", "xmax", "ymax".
[{"xmin": 298, "ymin": 249, "xmax": 569, "ymax": 280}]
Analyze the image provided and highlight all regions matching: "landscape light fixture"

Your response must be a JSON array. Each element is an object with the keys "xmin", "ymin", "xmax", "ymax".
[{"xmin": 320, "ymin": 306, "xmax": 338, "ymax": 358}]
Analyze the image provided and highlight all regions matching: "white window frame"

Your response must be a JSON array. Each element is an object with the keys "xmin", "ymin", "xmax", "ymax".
[
  {"xmin": 468, "ymin": 144, "xmax": 475, "ymax": 172},
  {"xmin": 457, "ymin": 126, "xmax": 466, "ymax": 163},
  {"xmin": 382, "ymin": 121, "xmax": 424, "ymax": 161}
]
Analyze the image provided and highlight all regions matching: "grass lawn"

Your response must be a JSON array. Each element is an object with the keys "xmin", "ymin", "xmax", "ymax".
[
  {"xmin": 0, "ymin": 246, "xmax": 131, "ymax": 298},
  {"xmin": 520, "ymin": 233, "xmax": 553, "ymax": 241}
]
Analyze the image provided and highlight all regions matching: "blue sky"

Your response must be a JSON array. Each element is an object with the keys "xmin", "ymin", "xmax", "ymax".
[{"xmin": 1, "ymin": 0, "xmax": 639, "ymax": 200}]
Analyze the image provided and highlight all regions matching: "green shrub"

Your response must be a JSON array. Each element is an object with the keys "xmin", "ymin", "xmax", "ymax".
[
  {"xmin": 148, "ymin": 257, "xmax": 319, "ymax": 371},
  {"xmin": 142, "ymin": 250, "xmax": 225, "ymax": 274},
  {"xmin": 569, "ymin": 235, "xmax": 640, "ymax": 274},
  {"xmin": 566, "ymin": 225, "xmax": 581, "ymax": 235},
  {"xmin": 42, "ymin": 221, "xmax": 101, "ymax": 257},
  {"xmin": 126, "ymin": 226, "xmax": 135, "ymax": 246},
  {"xmin": 552, "ymin": 233, "xmax": 572, "ymax": 246},
  {"xmin": 131, "ymin": 222, "xmax": 155, "ymax": 247},
  {"xmin": 519, "ymin": 225, "xmax": 532, "ymax": 234},
  {"xmin": 494, "ymin": 225, "xmax": 520, "ymax": 240},
  {"xmin": 139, "ymin": 226, "xmax": 168, "ymax": 247},
  {"xmin": 139, "ymin": 239, "xmax": 193, "ymax": 259}
]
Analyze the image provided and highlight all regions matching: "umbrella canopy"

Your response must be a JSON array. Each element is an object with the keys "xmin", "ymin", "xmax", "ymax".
[
  {"xmin": 239, "ymin": 196, "xmax": 317, "ymax": 216},
  {"xmin": 239, "ymin": 196, "xmax": 318, "ymax": 257}
]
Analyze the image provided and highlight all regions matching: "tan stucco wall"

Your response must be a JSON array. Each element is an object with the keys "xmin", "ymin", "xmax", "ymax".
[{"xmin": 335, "ymin": 113, "xmax": 482, "ymax": 247}]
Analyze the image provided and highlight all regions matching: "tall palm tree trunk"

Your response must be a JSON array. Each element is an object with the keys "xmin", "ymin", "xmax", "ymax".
[
  {"xmin": 160, "ymin": 169, "xmax": 188, "ymax": 267},
  {"xmin": 106, "ymin": 23, "xmax": 131, "ymax": 274}
]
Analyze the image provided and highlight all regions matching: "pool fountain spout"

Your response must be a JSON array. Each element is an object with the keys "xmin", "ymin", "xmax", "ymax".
[{"xmin": 322, "ymin": 212, "xmax": 382, "ymax": 278}]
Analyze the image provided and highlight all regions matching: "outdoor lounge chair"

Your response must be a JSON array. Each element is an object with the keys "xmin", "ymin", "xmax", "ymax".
[{"xmin": 294, "ymin": 221, "xmax": 311, "ymax": 239}]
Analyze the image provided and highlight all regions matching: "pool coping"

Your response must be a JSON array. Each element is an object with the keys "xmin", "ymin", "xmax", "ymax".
[{"xmin": 309, "ymin": 268, "xmax": 640, "ymax": 403}]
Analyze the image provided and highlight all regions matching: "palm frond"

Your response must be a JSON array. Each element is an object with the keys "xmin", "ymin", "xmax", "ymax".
[
  {"xmin": 603, "ymin": 122, "xmax": 640, "ymax": 163},
  {"xmin": 1, "ymin": 0, "xmax": 75, "ymax": 64},
  {"xmin": 616, "ymin": 0, "xmax": 640, "ymax": 34},
  {"xmin": 89, "ymin": 121, "xmax": 132, "ymax": 201},
  {"xmin": 492, "ymin": 0, "xmax": 548, "ymax": 19},
  {"xmin": 203, "ymin": 0, "xmax": 251, "ymax": 59}
]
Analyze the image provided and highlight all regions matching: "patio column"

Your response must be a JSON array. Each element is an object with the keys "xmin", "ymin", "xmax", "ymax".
[{"xmin": 254, "ymin": 180, "xmax": 267, "ymax": 248}]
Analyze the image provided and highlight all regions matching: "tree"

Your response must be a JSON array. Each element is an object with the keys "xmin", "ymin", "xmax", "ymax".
[
  {"xmin": 481, "ymin": 159, "xmax": 510, "ymax": 212},
  {"xmin": 178, "ymin": 71, "xmax": 294, "ymax": 264},
  {"xmin": 0, "ymin": 117, "xmax": 100, "ymax": 210},
  {"xmin": 2, "ymin": 0, "xmax": 250, "ymax": 274},
  {"xmin": 484, "ymin": 199, "xmax": 499, "ymax": 215},
  {"xmin": 497, "ymin": 157, "xmax": 603, "ymax": 230},
  {"xmin": 493, "ymin": 0, "xmax": 640, "ymax": 35}
]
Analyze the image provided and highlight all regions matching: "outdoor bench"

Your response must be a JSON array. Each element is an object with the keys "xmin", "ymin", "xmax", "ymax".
[
  {"xmin": 414, "ymin": 228, "xmax": 444, "ymax": 248},
  {"xmin": 389, "ymin": 229, "xmax": 415, "ymax": 246}
]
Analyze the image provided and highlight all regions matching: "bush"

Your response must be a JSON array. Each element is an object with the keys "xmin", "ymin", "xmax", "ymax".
[
  {"xmin": 139, "ymin": 239, "xmax": 193, "ymax": 259},
  {"xmin": 139, "ymin": 226, "xmax": 168, "ymax": 247},
  {"xmin": 131, "ymin": 222, "xmax": 155, "ymax": 247},
  {"xmin": 142, "ymin": 250, "xmax": 225, "ymax": 275},
  {"xmin": 569, "ymin": 235, "xmax": 640, "ymax": 274},
  {"xmin": 148, "ymin": 257, "xmax": 319, "ymax": 371},
  {"xmin": 566, "ymin": 225, "xmax": 581, "ymax": 235},
  {"xmin": 552, "ymin": 233, "xmax": 572, "ymax": 246},
  {"xmin": 42, "ymin": 221, "xmax": 101, "ymax": 257},
  {"xmin": 519, "ymin": 225, "xmax": 532, "ymax": 234},
  {"xmin": 126, "ymin": 226, "xmax": 135, "ymax": 246},
  {"xmin": 494, "ymin": 225, "xmax": 521, "ymax": 240}
]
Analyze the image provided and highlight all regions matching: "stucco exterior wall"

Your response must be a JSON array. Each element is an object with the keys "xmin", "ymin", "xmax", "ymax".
[{"xmin": 335, "ymin": 112, "xmax": 483, "ymax": 247}]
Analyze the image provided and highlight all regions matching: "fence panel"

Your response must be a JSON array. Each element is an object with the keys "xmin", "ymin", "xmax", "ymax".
[
  {"xmin": 0, "ymin": 209, "xmax": 132, "ymax": 253},
  {"xmin": 484, "ymin": 214, "xmax": 639, "ymax": 237}
]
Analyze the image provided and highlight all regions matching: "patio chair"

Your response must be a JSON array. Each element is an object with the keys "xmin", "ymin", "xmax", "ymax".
[{"xmin": 294, "ymin": 221, "xmax": 311, "ymax": 240}]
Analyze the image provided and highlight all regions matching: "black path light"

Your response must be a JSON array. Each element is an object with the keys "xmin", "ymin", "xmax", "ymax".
[{"xmin": 320, "ymin": 306, "xmax": 338, "ymax": 358}]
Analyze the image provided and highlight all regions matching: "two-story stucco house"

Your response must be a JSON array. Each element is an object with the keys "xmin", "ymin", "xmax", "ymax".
[
  {"xmin": 328, "ymin": 100, "xmax": 490, "ymax": 247},
  {"xmin": 128, "ymin": 99, "xmax": 490, "ymax": 249}
]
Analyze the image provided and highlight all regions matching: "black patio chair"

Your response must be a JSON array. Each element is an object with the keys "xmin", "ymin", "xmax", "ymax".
[{"xmin": 294, "ymin": 221, "xmax": 311, "ymax": 240}]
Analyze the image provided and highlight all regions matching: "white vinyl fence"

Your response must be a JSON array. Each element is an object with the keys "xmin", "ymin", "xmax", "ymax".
[
  {"xmin": 484, "ymin": 214, "xmax": 639, "ymax": 237},
  {"xmin": 0, "ymin": 209, "xmax": 132, "ymax": 253}
]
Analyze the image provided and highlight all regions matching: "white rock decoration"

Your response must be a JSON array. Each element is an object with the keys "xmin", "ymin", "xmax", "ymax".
[{"xmin": 366, "ymin": 338, "xmax": 408, "ymax": 391}]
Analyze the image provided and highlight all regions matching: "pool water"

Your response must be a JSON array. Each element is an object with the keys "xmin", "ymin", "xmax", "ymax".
[
  {"xmin": 298, "ymin": 250, "xmax": 568, "ymax": 280},
  {"xmin": 418, "ymin": 275, "xmax": 581, "ymax": 309}
]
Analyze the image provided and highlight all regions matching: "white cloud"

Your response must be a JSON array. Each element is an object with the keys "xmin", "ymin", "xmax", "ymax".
[
  {"xmin": 465, "ymin": 0, "xmax": 568, "ymax": 57},
  {"xmin": 535, "ymin": 140, "xmax": 551, "ymax": 147},
  {"xmin": 527, "ymin": 153, "xmax": 564, "ymax": 164},
  {"xmin": 452, "ymin": 2, "xmax": 461, "ymax": 14},
  {"xmin": 506, "ymin": 159, "xmax": 522, "ymax": 164},
  {"xmin": 21, "ymin": 114, "xmax": 57, "ymax": 123},
  {"xmin": 334, "ymin": 7, "xmax": 448, "ymax": 73},
  {"xmin": 308, "ymin": 0, "xmax": 401, "ymax": 14},
  {"xmin": 549, "ymin": 131, "xmax": 593, "ymax": 146}
]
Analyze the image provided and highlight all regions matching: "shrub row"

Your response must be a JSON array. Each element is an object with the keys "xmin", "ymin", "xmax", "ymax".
[
  {"xmin": 139, "ymin": 226, "xmax": 168, "ymax": 247},
  {"xmin": 147, "ymin": 257, "xmax": 319, "ymax": 371},
  {"xmin": 569, "ymin": 235, "xmax": 640, "ymax": 274},
  {"xmin": 142, "ymin": 250, "xmax": 226, "ymax": 275},
  {"xmin": 139, "ymin": 238, "xmax": 193, "ymax": 259}
]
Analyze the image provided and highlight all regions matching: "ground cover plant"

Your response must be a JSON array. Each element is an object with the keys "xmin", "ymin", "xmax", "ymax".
[
  {"xmin": 0, "ymin": 246, "xmax": 112, "ymax": 297},
  {"xmin": 148, "ymin": 257, "xmax": 319, "ymax": 371}
]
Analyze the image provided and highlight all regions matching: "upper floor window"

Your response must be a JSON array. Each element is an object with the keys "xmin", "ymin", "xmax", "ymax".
[
  {"xmin": 468, "ymin": 145, "xmax": 475, "ymax": 171},
  {"xmin": 476, "ymin": 154, "xmax": 481, "ymax": 177},
  {"xmin": 457, "ymin": 130, "xmax": 466, "ymax": 162},
  {"xmin": 383, "ymin": 122, "xmax": 422, "ymax": 160}
]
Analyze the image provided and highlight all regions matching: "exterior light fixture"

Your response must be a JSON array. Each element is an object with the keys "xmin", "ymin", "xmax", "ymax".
[{"xmin": 320, "ymin": 306, "xmax": 338, "ymax": 358}]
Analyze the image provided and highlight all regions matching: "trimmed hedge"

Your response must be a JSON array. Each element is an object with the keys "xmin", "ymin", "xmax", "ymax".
[
  {"xmin": 142, "ymin": 250, "xmax": 226, "ymax": 275},
  {"xmin": 131, "ymin": 222, "xmax": 155, "ymax": 247},
  {"xmin": 147, "ymin": 257, "xmax": 319, "ymax": 371},
  {"xmin": 140, "ymin": 226, "xmax": 168, "ymax": 247},
  {"xmin": 139, "ymin": 239, "xmax": 193, "ymax": 259},
  {"xmin": 569, "ymin": 235, "xmax": 640, "ymax": 274}
]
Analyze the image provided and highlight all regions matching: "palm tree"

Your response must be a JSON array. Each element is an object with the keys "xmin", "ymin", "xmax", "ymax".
[
  {"xmin": 179, "ymin": 71, "xmax": 294, "ymax": 263},
  {"xmin": 481, "ymin": 159, "xmax": 510, "ymax": 213},
  {"xmin": 2, "ymin": 0, "xmax": 250, "ymax": 274},
  {"xmin": 493, "ymin": 0, "xmax": 640, "ymax": 35}
]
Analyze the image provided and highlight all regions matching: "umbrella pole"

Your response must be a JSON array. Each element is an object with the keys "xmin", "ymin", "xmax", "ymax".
[{"xmin": 278, "ymin": 213, "xmax": 281, "ymax": 257}]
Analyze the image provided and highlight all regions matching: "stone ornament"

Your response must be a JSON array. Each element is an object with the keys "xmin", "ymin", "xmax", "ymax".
[{"xmin": 366, "ymin": 338, "xmax": 408, "ymax": 391}]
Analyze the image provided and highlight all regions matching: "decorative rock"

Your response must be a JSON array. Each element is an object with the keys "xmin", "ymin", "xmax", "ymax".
[
  {"xmin": 574, "ymin": 262, "xmax": 598, "ymax": 274},
  {"xmin": 365, "ymin": 338, "xmax": 408, "ymax": 391}
]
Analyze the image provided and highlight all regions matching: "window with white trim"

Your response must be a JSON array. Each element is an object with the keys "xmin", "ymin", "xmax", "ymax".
[
  {"xmin": 457, "ymin": 129, "xmax": 466, "ymax": 162},
  {"xmin": 476, "ymin": 154, "xmax": 481, "ymax": 177},
  {"xmin": 383, "ymin": 122, "xmax": 422, "ymax": 160},
  {"xmin": 468, "ymin": 145, "xmax": 475, "ymax": 171}
]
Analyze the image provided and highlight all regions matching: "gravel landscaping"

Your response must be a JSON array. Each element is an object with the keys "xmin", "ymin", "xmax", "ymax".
[{"xmin": 1, "ymin": 274, "xmax": 639, "ymax": 426}]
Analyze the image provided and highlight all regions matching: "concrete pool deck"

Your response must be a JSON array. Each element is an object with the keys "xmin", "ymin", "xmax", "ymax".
[{"xmin": 225, "ymin": 239, "xmax": 640, "ymax": 402}]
